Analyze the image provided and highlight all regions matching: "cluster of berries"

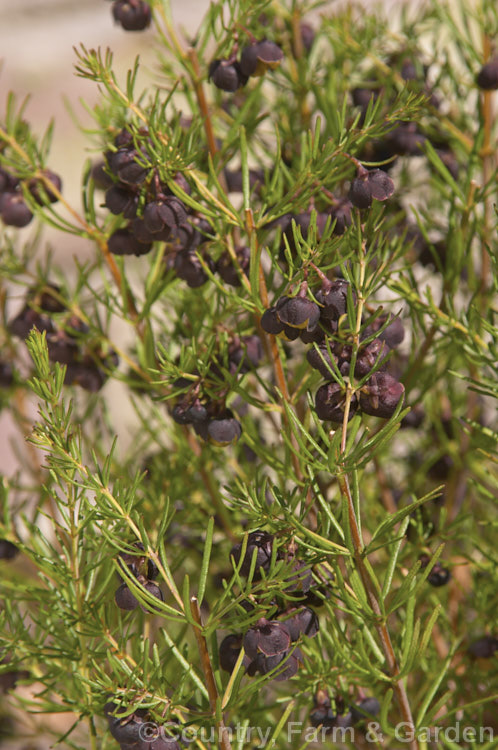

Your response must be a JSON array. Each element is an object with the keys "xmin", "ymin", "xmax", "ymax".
[
  {"xmin": 104, "ymin": 701, "xmax": 181, "ymax": 750},
  {"xmin": 0, "ymin": 166, "xmax": 61, "ymax": 228},
  {"xmin": 219, "ymin": 532, "xmax": 320, "ymax": 682},
  {"xmin": 349, "ymin": 51, "xmax": 463, "ymax": 180},
  {"xmin": 171, "ymin": 335, "xmax": 263, "ymax": 447},
  {"xmin": 310, "ymin": 688, "xmax": 380, "ymax": 733},
  {"xmin": 261, "ymin": 279, "xmax": 405, "ymax": 424},
  {"xmin": 114, "ymin": 543, "xmax": 163, "ymax": 612},
  {"xmin": 8, "ymin": 284, "xmax": 118, "ymax": 392},
  {"xmin": 271, "ymin": 166, "xmax": 393, "ymax": 269},
  {"xmin": 98, "ymin": 127, "xmax": 253, "ymax": 290},
  {"xmin": 209, "ymin": 39, "xmax": 284, "ymax": 93},
  {"xmin": 110, "ymin": 0, "xmax": 151, "ymax": 31},
  {"xmin": 100, "ymin": 127, "xmax": 190, "ymax": 259}
]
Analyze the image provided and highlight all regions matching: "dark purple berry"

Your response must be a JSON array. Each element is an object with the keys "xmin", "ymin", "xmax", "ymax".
[
  {"xmin": 315, "ymin": 279, "xmax": 352, "ymax": 321},
  {"xmin": 0, "ymin": 362, "xmax": 15, "ymax": 388},
  {"xmin": 216, "ymin": 246, "xmax": 250, "ymax": 286},
  {"xmin": 8, "ymin": 307, "xmax": 54, "ymax": 339},
  {"xmin": 0, "ymin": 540, "xmax": 18, "ymax": 560},
  {"xmin": 261, "ymin": 307, "xmax": 284, "ymax": 335},
  {"xmin": 91, "ymin": 160, "xmax": 114, "ymax": 190},
  {"xmin": 315, "ymin": 382, "xmax": 357, "ymax": 423},
  {"xmin": 243, "ymin": 619, "xmax": 291, "ymax": 659},
  {"xmin": 468, "ymin": 636, "xmax": 498, "ymax": 659},
  {"xmin": 228, "ymin": 335, "xmax": 263, "ymax": 373},
  {"xmin": 427, "ymin": 564, "xmax": 451, "ymax": 587},
  {"xmin": 46, "ymin": 332, "xmax": 79, "ymax": 365},
  {"xmin": 328, "ymin": 199, "xmax": 352, "ymax": 235},
  {"xmin": 349, "ymin": 174, "xmax": 372, "ymax": 209},
  {"xmin": 112, "ymin": 0, "xmax": 152, "ymax": 31},
  {"xmin": 108, "ymin": 227, "xmax": 152, "ymax": 256},
  {"xmin": 174, "ymin": 249, "xmax": 213, "ymax": 287},
  {"xmin": 476, "ymin": 57, "xmax": 498, "ymax": 90},
  {"xmin": 276, "ymin": 295, "xmax": 320, "ymax": 332},
  {"xmin": 231, "ymin": 530, "xmax": 273, "ymax": 578},
  {"xmin": 140, "ymin": 580, "xmax": 163, "ymax": 611},
  {"xmin": 28, "ymin": 170, "xmax": 62, "ymax": 204},
  {"xmin": 219, "ymin": 634, "xmax": 245, "ymax": 673},
  {"xmin": 115, "ymin": 583, "xmax": 139, "ymax": 610},
  {"xmin": 367, "ymin": 169, "xmax": 395, "ymax": 201},
  {"xmin": 209, "ymin": 59, "xmax": 243, "ymax": 92},
  {"xmin": 0, "ymin": 192, "xmax": 33, "ymax": 227},
  {"xmin": 355, "ymin": 338, "xmax": 390, "ymax": 377},
  {"xmin": 207, "ymin": 411, "xmax": 242, "ymax": 447},
  {"xmin": 385, "ymin": 122, "xmax": 425, "ymax": 156},
  {"xmin": 239, "ymin": 40, "xmax": 284, "ymax": 77},
  {"xmin": 359, "ymin": 372, "xmax": 404, "ymax": 419},
  {"xmin": 350, "ymin": 697, "xmax": 380, "ymax": 723},
  {"xmin": 105, "ymin": 185, "xmax": 139, "ymax": 218},
  {"xmin": 283, "ymin": 607, "xmax": 319, "ymax": 641}
]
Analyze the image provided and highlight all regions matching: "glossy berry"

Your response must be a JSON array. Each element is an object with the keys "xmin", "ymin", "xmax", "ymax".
[
  {"xmin": 350, "ymin": 697, "xmax": 380, "ymax": 723},
  {"xmin": 359, "ymin": 372, "xmax": 404, "ymax": 419},
  {"xmin": 349, "ymin": 168, "xmax": 395, "ymax": 209},
  {"xmin": 239, "ymin": 40, "xmax": 284, "ymax": 77},
  {"xmin": 248, "ymin": 647, "xmax": 302, "ymax": 681},
  {"xmin": 108, "ymin": 227, "xmax": 152, "ymax": 256},
  {"xmin": 28, "ymin": 170, "xmax": 62, "ymax": 204},
  {"xmin": 282, "ymin": 607, "xmax": 319, "ymax": 641},
  {"xmin": 105, "ymin": 185, "xmax": 139, "ymax": 218},
  {"xmin": 315, "ymin": 382, "xmax": 357, "ymax": 423},
  {"xmin": 107, "ymin": 146, "xmax": 148, "ymax": 185},
  {"xmin": 172, "ymin": 398, "xmax": 208, "ymax": 425},
  {"xmin": 46, "ymin": 331, "xmax": 79, "ymax": 365},
  {"xmin": 244, "ymin": 619, "xmax": 291, "ymax": 659},
  {"xmin": 385, "ymin": 122, "xmax": 425, "ymax": 156},
  {"xmin": 140, "ymin": 581, "xmax": 164, "ymax": 611},
  {"xmin": 427, "ymin": 563, "xmax": 451, "ymax": 587},
  {"xmin": 206, "ymin": 411, "xmax": 242, "ymax": 447},
  {"xmin": 315, "ymin": 279, "xmax": 352, "ymax": 321},
  {"xmin": 231, "ymin": 530, "xmax": 273, "ymax": 578},
  {"xmin": 476, "ymin": 57, "xmax": 498, "ymax": 90},
  {"xmin": 276, "ymin": 295, "xmax": 320, "ymax": 332},
  {"xmin": 328, "ymin": 198, "xmax": 352, "ymax": 235},
  {"xmin": 216, "ymin": 246, "xmax": 250, "ymax": 286},
  {"xmin": 355, "ymin": 338, "xmax": 390, "ymax": 377},
  {"xmin": 8, "ymin": 306, "xmax": 54, "ymax": 339},
  {"xmin": 0, "ymin": 362, "xmax": 14, "ymax": 388},
  {"xmin": 228, "ymin": 335, "xmax": 263, "ymax": 374},
  {"xmin": 419, "ymin": 555, "xmax": 451, "ymax": 587},
  {"xmin": 115, "ymin": 582, "xmax": 139, "ymax": 610},
  {"xmin": 349, "ymin": 174, "xmax": 372, "ymax": 209},
  {"xmin": 174, "ymin": 249, "xmax": 213, "ymax": 287},
  {"xmin": 105, "ymin": 703, "xmax": 146, "ymax": 745},
  {"xmin": 35, "ymin": 283, "xmax": 66, "ymax": 313},
  {"xmin": 219, "ymin": 634, "xmax": 246, "ymax": 673},
  {"xmin": 112, "ymin": 0, "xmax": 152, "ymax": 31},
  {"xmin": 468, "ymin": 635, "xmax": 498, "ymax": 659},
  {"xmin": 209, "ymin": 59, "xmax": 245, "ymax": 92},
  {"xmin": 143, "ymin": 197, "xmax": 187, "ymax": 236},
  {"xmin": 261, "ymin": 307, "xmax": 284, "ymax": 335},
  {"xmin": 0, "ymin": 192, "xmax": 33, "ymax": 227},
  {"xmin": 0, "ymin": 540, "xmax": 18, "ymax": 560}
]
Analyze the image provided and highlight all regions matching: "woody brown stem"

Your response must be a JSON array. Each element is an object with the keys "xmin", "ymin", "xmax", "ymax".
[{"xmin": 190, "ymin": 597, "xmax": 232, "ymax": 750}]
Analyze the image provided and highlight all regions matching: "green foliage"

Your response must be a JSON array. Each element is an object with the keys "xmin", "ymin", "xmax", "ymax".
[{"xmin": 0, "ymin": 1, "xmax": 497, "ymax": 749}]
